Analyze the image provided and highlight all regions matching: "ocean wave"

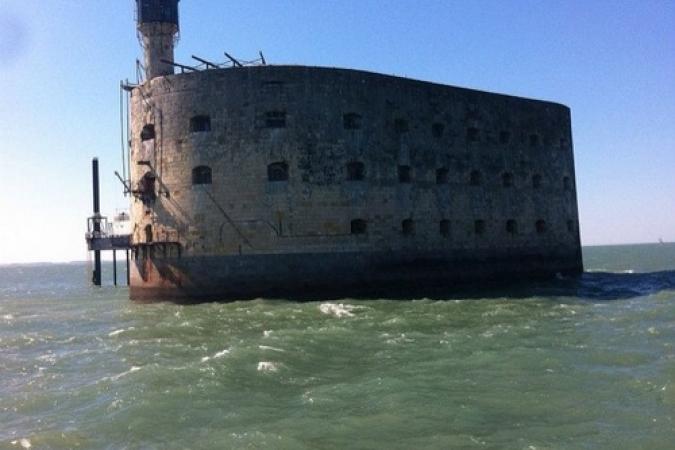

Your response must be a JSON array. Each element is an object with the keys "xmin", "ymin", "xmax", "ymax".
[
  {"xmin": 201, "ymin": 349, "xmax": 230, "ymax": 362},
  {"xmin": 257, "ymin": 361, "xmax": 279, "ymax": 372},
  {"xmin": 319, "ymin": 303, "xmax": 357, "ymax": 318}
]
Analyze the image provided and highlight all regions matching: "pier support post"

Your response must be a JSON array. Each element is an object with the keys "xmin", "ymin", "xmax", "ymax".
[
  {"xmin": 113, "ymin": 249, "xmax": 118, "ymax": 286},
  {"xmin": 92, "ymin": 158, "xmax": 102, "ymax": 286},
  {"xmin": 126, "ymin": 249, "xmax": 130, "ymax": 286}
]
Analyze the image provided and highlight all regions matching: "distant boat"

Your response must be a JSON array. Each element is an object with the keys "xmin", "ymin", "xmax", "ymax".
[{"xmin": 658, "ymin": 238, "xmax": 664, "ymax": 244}]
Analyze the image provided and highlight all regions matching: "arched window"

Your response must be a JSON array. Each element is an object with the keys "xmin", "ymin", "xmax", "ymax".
[
  {"xmin": 402, "ymin": 219, "xmax": 415, "ymax": 236},
  {"xmin": 536, "ymin": 219, "xmax": 547, "ymax": 234},
  {"xmin": 192, "ymin": 165, "xmax": 212, "ymax": 185},
  {"xmin": 267, "ymin": 161, "xmax": 289, "ymax": 182},
  {"xmin": 140, "ymin": 124, "xmax": 155, "ymax": 141},
  {"xmin": 532, "ymin": 174, "xmax": 542, "ymax": 189},
  {"xmin": 506, "ymin": 219, "xmax": 518, "ymax": 235},
  {"xmin": 350, "ymin": 219, "xmax": 367, "ymax": 235},
  {"xmin": 347, "ymin": 161, "xmax": 365, "ymax": 181},
  {"xmin": 502, "ymin": 172, "xmax": 514, "ymax": 187},
  {"xmin": 398, "ymin": 165, "xmax": 412, "ymax": 183},
  {"xmin": 440, "ymin": 219, "xmax": 450, "ymax": 237},
  {"xmin": 190, "ymin": 115, "xmax": 211, "ymax": 133},
  {"xmin": 474, "ymin": 220, "xmax": 486, "ymax": 235},
  {"xmin": 436, "ymin": 168, "xmax": 449, "ymax": 184},
  {"xmin": 469, "ymin": 170, "xmax": 482, "ymax": 186},
  {"xmin": 563, "ymin": 176, "xmax": 572, "ymax": 191},
  {"xmin": 343, "ymin": 113, "xmax": 362, "ymax": 130}
]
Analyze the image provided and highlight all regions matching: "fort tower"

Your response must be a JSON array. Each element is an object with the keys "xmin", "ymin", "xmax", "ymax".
[{"xmin": 136, "ymin": 0, "xmax": 180, "ymax": 80}]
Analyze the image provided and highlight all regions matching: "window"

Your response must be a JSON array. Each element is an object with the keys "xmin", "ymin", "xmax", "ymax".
[
  {"xmin": 398, "ymin": 165, "xmax": 412, "ymax": 183},
  {"xmin": 499, "ymin": 131, "xmax": 511, "ymax": 144},
  {"xmin": 563, "ymin": 176, "xmax": 572, "ymax": 191},
  {"xmin": 141, "ymin": 124, "xmax": 155, "ymax": 141},
  {"xmin": 432, "ymin": 123, "xmax": 444, "ymax": 138},
  {"xmin": 265, "ymin": 111, "xmax": 286, "ymax": 128},
  {"xmin": 343, "ymin": 113, "xmax": 362, "ymax": 130},
  {"xmin": 567, "ymin": 220, "xmax": 575, "ymax": 233},
  {"xmin": 440, "ymin": 219, "xmax": 450, "ymax": 237},
  {"xmin": 536, "ymin": 219, "xmax": 546, "ymax": 234},
  {"xmin": 469, "ymin": 170, "xmax": 482, "ymax": 186},
  {"xmin": 502, "ymin": 172, "xmax": 514, "ymax": 187},
  {"xmin": 532, "ymin": 174, "xmax": 542, "ymax": 189},
  {"xmin": 145, "ymin": 224, "xmax": 153, "ymax": 243},
  {"xmin": 436, "ymin": 168, "xmax": 449, "ymax": 184},
  {"xmin": 529, "ymin": 133, "xmax": 539, "ymax": 146},
  {"xmin": 506, "ymin": 219, "xmax": 518, "ymax": 235},
  {"xmin": 192, "ymin": 165, "xmax": 212, "ymax": 185},
  {"xmin": 402, "ymin": 219, "xmax": 415, "ymax": 236},
  {"xmin": 351, "ymin": 219, "xmax": 367, "ymax": 235},
  {"xmin": 267, "ymin": 162, "xmax": 289, "ymax": 182},
  {"xmin": 467, "ymin": 127, "xmax": 480, "ymax": 142},
  {"xmin": 190, "ymin": 115, "xmax": 211, "ymax": 133},
  {"xmin": 347, "ymin": 161, "xmax": 365, "ymax": 181},
  {"xmin": 474, "ymin": 220, "xmax": 486, "ymax": 235},
  {"xmin": 394, "ymin": 118, "xmax": 409, "ymax": 133}
]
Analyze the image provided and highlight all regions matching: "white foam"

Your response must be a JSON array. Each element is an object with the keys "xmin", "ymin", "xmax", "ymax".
[
  {"xmin": 319, "ymin": 303, "xmax": 355, "ymax": 318},
  {"xmin": 108, "ymin": 366, "xmax": 142, "ymax": 381},
  {"xmin": 10, "ymin": 439, "xmax": 32, "ymax": 449},
  {"xmin": 108, "ymin": 327, "xmax": 135, "ymax": 337},
  {"xmin": 257, "ymin": 361, "xmax": 279, "ymax": 372},
  {"xmin": 2, "ymin": 314, "xmax": 14, "ymax": 321},
  {"xmin": 201, "ymin": 349, "xmax": 230, "ymax": 362},
  {"xmin": 263, "ymin": 330, "xmax": 273, "ymax": 337},
  {"xmin": 258, "ymin": 345, "xmax": 285, "ymax": 352}
]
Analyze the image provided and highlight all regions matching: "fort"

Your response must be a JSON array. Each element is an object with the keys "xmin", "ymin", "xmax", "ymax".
[{"xmin": 124, "ymin": 0, "xmax": 582, "ymax": 301}]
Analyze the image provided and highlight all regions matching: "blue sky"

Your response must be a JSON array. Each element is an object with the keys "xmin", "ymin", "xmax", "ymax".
[{"xmin": 0, "ymin": 0, "xmax": 673, "ymax": 263}]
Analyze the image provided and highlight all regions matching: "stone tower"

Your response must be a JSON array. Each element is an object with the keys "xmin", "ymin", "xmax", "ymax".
[{"xmin": 136, "ymin": 0, "xmax": 180, "ymax": 80}]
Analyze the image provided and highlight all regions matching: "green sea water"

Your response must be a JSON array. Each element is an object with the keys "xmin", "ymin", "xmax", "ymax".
[{"xmin": 1, "ymin": 244, "xmax": 674, "ymax": 449}]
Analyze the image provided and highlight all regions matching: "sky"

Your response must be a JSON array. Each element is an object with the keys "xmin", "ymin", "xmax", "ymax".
[{"xmin": 0, "ymin": 0, "xmax": 673, "ymax": 264}]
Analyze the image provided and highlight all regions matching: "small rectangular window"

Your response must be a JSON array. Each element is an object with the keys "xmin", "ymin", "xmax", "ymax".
[
  {"xmin": 343, "ymin": 113, "xmax": 362, "ymax": 130},
  {"xmin": 529, "ymin": 134, "xmax": 539, "ymax": 146},
  {"xmin": 467, "ymin": 127, "xmax": 479, "ymax": 143},
  {"xmin": 440, "ymin": 219, "xmax": 450, "ymax": 237},
  {"xmin": 190, "ymin": 115, "xmax": 211, "ymax": 133},
  {"xmin": 474, "ymin": 220, "xmax": 486, "ymax": 235},
  {"xmin": 265, "ymin": 111, "xmax": 286, "ymax": 128},
  {"xmin": 394, "ymin": 118, "xmax": 409, "ymax": 133},
  {"xmin": 432, "ymin": 123, "xmax": 444, "ymax": 138},
  {"xmin": 398, "ymin": 165, "xmax": 412, "ymax": 183},
  {"xmin": 436, "ymin": 168, "xmax": 449, "ymax": 184},
  {"xmin": 499, "ymin": 131, "xmax": 511, "ymax": 144}
]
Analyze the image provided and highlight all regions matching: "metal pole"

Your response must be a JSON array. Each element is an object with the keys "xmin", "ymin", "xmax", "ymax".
[
  {"xmin": 126, "ymin": 249, "xmax": 130, "ymax": 286},
  {"xmin": 92, "ymin": 158, "xmax": 102, "ymax": 286},
  {"xmin": 113, "ymin": 250, "xmax": 117, "ymax": 286}
]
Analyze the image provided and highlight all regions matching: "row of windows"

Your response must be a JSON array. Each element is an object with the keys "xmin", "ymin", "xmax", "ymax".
[
  {"xmin": 140, "ymin": 115, "xmax": 569, "ymax": 148},
  {"xmin": 191, "ymin": 163, "xmax": 573, "ymax": 191},
  {"xmin": 347, "ymin": 218, "xmax": 574, "ymax": 236}
]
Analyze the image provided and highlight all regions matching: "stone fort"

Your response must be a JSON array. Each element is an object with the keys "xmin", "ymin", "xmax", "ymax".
[{"xmin": 129, "ymin": 0, "xmax": 582, "ymax": 301}]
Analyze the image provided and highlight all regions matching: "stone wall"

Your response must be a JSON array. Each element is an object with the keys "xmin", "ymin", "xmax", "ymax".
[{"xmin": 128, "ymin": 65, "xmax": 582, "ymax": 298}]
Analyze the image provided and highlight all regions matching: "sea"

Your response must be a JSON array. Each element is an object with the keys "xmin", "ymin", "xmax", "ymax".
[{"xmin": 1, "ymin": 244, "xmax": 674, "ymax": 449}]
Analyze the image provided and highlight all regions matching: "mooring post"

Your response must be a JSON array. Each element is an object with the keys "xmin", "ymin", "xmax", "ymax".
[
  {"xmin": 92, "ymin": 158, "xmax": 102, "ymax": 286},
  {"xmin": 113, "ymin": 249, "xmax": 117, "ymax": 286}
]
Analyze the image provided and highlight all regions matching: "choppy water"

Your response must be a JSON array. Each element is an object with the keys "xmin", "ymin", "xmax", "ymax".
[{"xmin": 1, "ymin": 244, "xmax": 674, "ymax": 449}]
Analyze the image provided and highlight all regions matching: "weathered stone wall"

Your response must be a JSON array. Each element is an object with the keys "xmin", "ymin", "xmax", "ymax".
[{"xmin": 129, "ymin": 65, "xmax": 581, "ymax": 299}]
